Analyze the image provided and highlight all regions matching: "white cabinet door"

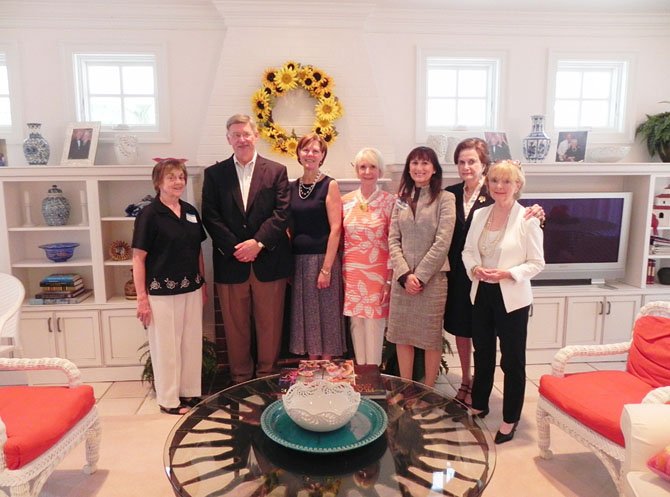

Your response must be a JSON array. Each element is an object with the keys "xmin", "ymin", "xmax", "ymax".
[
  {"xmin": 528, "ymin": 297, "xmax": 565, "ymax": 349},
  {"xmin": 565, "ymin": 297, "xmax": 603, "ymax": 345},
  {"xmin": 101, "ymin": 309, "xmax": 146, "ymax": 366},
  {"xmin": 602, "ymin": 295, "xmax": 641, "ymax": 343},
  {"xmin": 20, "ymin": 310, "xmax": 101, "ymax": 367},
  {"xmin": 20, "ymin": 312, "xmax": 58, "ymax": 358},
  {"xmin": 56, "ymin": 310, "xmax": 102, "ymax": 367},
  {"xmin": 642, "ymin": 294, "xmax": 670, "ymax": 305}
]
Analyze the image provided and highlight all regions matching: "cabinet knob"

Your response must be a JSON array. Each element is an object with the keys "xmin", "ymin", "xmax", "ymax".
[{"xmin": 47, "ymin": 317, "xmax": 53, "ymax": 333}]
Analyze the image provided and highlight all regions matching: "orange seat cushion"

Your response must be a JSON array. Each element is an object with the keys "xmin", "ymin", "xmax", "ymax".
[
  {"xmin": 539, "ymin": 371, "xmax": 652, "ymax": 446},
  {"xmin": 627, "ymin": 315, "xmax": 670, "ymax": 388},
  {"xmin": 0, "ymin": 385, "xmax": 95, "ymax": 470}
]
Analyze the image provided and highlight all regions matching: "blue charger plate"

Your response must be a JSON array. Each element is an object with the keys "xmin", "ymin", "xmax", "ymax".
[{"xmin": 260, "ymin": 397, "xmax": 388, "ymax": 453}]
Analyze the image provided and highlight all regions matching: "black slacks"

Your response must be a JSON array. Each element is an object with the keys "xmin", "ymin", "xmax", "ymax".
[{"xmin": 470, "ymin": 282, "xmax": 529, "ymax": 424}]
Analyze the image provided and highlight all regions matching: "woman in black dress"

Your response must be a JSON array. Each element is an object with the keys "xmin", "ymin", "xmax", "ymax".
[
  {"xmin": 444, "ymin": 139, "xmax": 493, "ymax": 404},
  {"xmin": 289, "ymin": 132, "xmax": 345, "ymax": 359}
]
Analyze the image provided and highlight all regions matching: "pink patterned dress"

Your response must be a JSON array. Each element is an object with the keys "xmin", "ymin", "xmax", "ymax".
[{"xmin": 342, "ymin": 188, "xmax": 395, "ymax": 319}]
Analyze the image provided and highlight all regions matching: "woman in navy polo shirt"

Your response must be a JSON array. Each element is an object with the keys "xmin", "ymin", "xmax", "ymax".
[{"xmin": 132, "ymin": 158, "xmax": 207, "ymax": 415}]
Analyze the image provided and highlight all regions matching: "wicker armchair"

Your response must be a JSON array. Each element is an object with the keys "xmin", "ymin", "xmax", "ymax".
[
  {"xmin": 0, "ymin": 357, "xmax": 101, "ymax": 497},
  {"xmin": 536, "ymin": 300, "xmax": 670, "ymax": 496}
]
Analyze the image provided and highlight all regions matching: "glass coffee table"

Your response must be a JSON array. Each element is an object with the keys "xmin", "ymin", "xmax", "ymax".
[{"xmin": 164, "ymin": 374, "xmax": 495, "ymax": 497}]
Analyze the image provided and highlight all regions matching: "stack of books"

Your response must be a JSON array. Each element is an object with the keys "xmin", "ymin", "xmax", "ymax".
[
  {"xmin": 650, "ymin": 235, "xmax": 670, "ymax": 255},
  {"xmin": 29, "ymin": 273, "xmax": 93, "ymax": 305}
]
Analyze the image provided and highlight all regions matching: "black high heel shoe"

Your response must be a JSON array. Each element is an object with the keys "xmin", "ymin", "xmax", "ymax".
[
  {"xmin": 494, "ymin": 421, "xmax": 519, "ymax": 444},
  {"xmin": 469, "ymin": 407, "xmax": 489, "ymax": 419}
]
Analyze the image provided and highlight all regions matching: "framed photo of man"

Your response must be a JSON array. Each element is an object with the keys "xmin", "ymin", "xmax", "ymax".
[
  {"xmin": 61, "ymin": 122, "xmax": 101, "ymax": 166},
  {"xmin": 484, "ymin": 132, "xmax": 512, "ymax": 162},
  {"xmin": 556, "ymin": 130, "xmax": 588, "ymax": 163}
]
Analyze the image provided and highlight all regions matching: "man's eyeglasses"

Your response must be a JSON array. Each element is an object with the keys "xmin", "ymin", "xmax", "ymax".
[{"xmin": 228, "ymin": 132, "xmax": 254, "ymax": 140}]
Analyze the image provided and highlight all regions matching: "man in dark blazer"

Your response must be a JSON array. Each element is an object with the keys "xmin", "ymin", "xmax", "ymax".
[{"xmin": 202, "ymin": 114, "xmax": 291, "ymax": 383}]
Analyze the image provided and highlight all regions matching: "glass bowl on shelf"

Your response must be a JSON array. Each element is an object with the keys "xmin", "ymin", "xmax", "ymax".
[
  {"xmin": 38, "ymin": 242, "xmax": 80, "ymax": 262},
  {"xmin": 282, "ymin": 380, "xmax": 361, "ymax": 432},
  {"xmin": 586, "ymin": 145, "xmax": 632, "ymax": 163}
]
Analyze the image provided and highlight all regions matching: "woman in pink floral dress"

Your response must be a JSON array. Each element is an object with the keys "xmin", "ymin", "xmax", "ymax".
[{"xmin": 342, "ymin": 148, "xmax": 395, "ymax": 365}]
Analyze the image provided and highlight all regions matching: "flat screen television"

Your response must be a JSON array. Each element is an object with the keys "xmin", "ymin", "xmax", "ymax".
[{"xmin": 517, "ymin": 192, "xmax": 632, "ymax": 284}]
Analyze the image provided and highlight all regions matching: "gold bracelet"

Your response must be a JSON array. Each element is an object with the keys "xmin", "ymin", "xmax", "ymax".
[{"xmin": 320, "ymin": 268, "xmax": 331, "ymax": 276}]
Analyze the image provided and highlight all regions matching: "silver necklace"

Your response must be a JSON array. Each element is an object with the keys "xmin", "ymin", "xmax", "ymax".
[{"xmin": 298, "ymin": 170, "xmax": 322, "ymax": 199}]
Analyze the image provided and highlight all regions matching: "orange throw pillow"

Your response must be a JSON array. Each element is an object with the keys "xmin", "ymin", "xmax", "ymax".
[{"xmin": 627, "ymin": 315, "xmax": 670, "ymax": 388}]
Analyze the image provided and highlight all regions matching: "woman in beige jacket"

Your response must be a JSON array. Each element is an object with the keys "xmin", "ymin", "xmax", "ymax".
[{"xmin": 387, "ymin": 146, "xmax": 456, "ymax": 388}]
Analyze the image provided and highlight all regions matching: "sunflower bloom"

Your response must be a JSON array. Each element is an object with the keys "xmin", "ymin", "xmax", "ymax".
[
  {"xmin": 252, "ymin": 89, "xmax": 270, "ymax": 111},
  {"xmin": 315, "ymin": 97, "xmax": 342, "ymax": 122},
  {"xmin": 285, "ymin": 137, "xmax": 299, "ymax": 157},
  {"xmin": 275, "ymin": 66, "xmax": 298, "ymax": 92}
]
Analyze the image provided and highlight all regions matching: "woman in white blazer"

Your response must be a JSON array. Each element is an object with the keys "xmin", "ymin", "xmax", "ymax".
[{"xmin": 462, "ymin": 160, "xmax": 544, "ymax": 444}]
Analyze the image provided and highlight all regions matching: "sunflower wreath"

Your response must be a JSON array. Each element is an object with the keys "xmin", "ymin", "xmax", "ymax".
[{"xmin": 251, "ymin": 61, "xmax": 344, "ymax": 158}]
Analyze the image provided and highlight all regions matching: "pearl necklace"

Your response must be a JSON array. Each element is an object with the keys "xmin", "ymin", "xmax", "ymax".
[
  {"xmin": 298, "ymin": 170, "xmax": 323, "ymax": 199},
  {"xmin": 480, "ymin": 208, "xmax": 510, "ymax": 257}
]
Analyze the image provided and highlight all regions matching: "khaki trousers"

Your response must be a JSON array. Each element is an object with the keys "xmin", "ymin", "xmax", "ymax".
[{"xmin": 217, "ymin": 269, "xmax": 287, "ymax": 382}]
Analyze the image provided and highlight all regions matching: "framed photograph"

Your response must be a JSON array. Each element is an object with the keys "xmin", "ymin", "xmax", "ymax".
[
  {"xmin": 0, "ymin": 139, "xmax": 7, "ymax": 167},
  {"xmin": 60, "ymin": 122, "xmax": 101, "ymax": 166},
  {"xmin": 485, "ymin": 132, "xmax": 512, "ymax": 162},
  {"xmin": 556, "ymin": 130, "xmax": 588, "ymax": 163}
]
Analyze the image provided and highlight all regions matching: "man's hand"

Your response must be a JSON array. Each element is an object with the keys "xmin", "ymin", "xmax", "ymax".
[{"xmin": 233, "ymin": 239, "xmax": 262, "ymax": 263}]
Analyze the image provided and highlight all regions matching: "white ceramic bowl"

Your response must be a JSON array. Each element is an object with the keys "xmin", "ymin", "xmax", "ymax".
[
  {"xmin": 587, "ymin": 145, "xmax": 632, "ymax": 163},
  {"xmin": 283, "ymin": 380, "xmax": 361, "ymax": 432}
]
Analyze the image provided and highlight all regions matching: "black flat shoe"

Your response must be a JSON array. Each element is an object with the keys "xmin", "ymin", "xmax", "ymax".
[
  {"xmin": 160, "ymin": 405, "xmax": 190, "ymax": 415},
  {"xmin": 495, "ymin": 421, "xmax": 519, "ymax": 444},
  {"xmin": 179, "ymin": 397, "xmax": 201, "ymax": 408}
]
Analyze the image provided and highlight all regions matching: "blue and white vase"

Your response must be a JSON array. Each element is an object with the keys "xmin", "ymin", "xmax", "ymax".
[
  {"xmin": 23, "ymin": 122, "xmax": 50, "ymax": 165},
  {"xmin": 42, "ymin": 184, "xmax": 70, "ymax": 226},
  {"xmin": 522, "ymin": 115, "xmax": 551, "ymax": 163}
]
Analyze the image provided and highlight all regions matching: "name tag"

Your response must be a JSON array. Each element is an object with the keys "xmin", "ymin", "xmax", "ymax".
[
  {"xmin": 395, "ymin": 199, "xmax": 409, "ymax": 210},
  {"xmin": 185, "ymin": 213, "xmax": 198, "ymax": 223}
]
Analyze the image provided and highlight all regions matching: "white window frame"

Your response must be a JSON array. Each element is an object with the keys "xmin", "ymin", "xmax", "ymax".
[
  {"xmin": 546, "ymin": 51, "xmax": 636, "ymax": 143},
  {"xmin": 68, "ymin": 44, "xmax": 170, "ymax": 143},
  {"xmin": 0, "ymin": 42, "xmax": 24, "ymax": 143},
  {"xmin": 416, "ymin": 48, "xmax": 503, "ymax": 142}
]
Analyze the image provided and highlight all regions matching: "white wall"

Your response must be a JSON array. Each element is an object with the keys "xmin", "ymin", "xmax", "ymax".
[{"xmin": 2, "ymin": 1, "xmax": 669, "ymax": 177}]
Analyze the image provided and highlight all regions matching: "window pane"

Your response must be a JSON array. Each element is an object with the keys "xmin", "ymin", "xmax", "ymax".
[
  {"xmin": 124, "ymin": 97, "xmax": 156, "ymax": 125},
  {"xmin": 122, "ymin": 66, "xmax": 154, "ymax": 95},
  {"xmin": 582, "ymin": 71, "xmax": 611, "ymax": 99},
  {"xmin": 457, "ymin": 99, "xmax": 486, "ymax": 126},
  {"xmin": 88, "ymin": 66, "xmax": 120, "ymax": 94},
  {"xmin": 90, "ymin": 96, "xmax": 122, "ymax": 124},
  {"xmin": 0, "ymin": 97, "xmax": 11, "ymax": 126},
  {"xmin": 555, "ymin": 71, "xmax": 582, "ymax": 99},
  {"xmin": 426, "ymin": 98, "xmax": 456, "ymax": 127},
  {"xmin": 581, "ymin": 100, "xmax": 610, "ymax": 127},
  {"xmin": 554, "ymin": 100, "xmax": 580, "ymax": 127},
  {"xmin": 458, "ymin": 69, "xmax": 487, "ymax": 98},
  {"xmin": 0, "ymin": 66, "xmax": 8, "ymax": 94}
]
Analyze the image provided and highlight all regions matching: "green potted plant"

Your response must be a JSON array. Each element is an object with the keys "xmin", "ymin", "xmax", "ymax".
[
  {"xmin": 635, "ymin": 101, "xmax": 670, "ymax": 162},
  {"xmin": 139, "ymin": 336, "xmax": 220, "ymax": 394}
]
